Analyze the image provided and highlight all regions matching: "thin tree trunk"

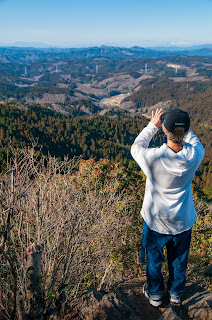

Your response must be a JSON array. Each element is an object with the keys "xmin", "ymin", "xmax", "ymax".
[
  {"xmin": 25, "ymin": 243, "xmax": 43, "ymax": 319},
  {"xmin": 16, "ymin": 293, "xmax": 27, "ymax": 320}
]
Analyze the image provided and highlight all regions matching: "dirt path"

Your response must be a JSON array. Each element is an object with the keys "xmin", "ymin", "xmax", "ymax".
[
  {"xmin": 118, "ymin": 277, "xmax": 165, "ymax": 319},
  {"xmin": 118, "ymin": 277, "xmax": 212, "ymax": 320}
]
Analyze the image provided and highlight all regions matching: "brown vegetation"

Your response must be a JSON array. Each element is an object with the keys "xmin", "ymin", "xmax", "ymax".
[{"xmin": 0, "ymin": 149, "xmax": 144, "ymax": 319}]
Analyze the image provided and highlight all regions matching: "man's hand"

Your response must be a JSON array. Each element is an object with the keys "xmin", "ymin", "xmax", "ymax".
[{"xmin": 151, "ymin": 108, "xmax": 163, "ymax": 128}]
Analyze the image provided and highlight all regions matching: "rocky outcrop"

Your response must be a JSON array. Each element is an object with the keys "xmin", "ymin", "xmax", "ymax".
[
  {"xmin": 159, "ymin": 283, "xmax": 212, "ymax": 320},
  {"xmin": 71, "ymin": 282, "xmax": 212, "ymax": 320},
  {"xmin": 171, "ymin": 283, "xmax": 212, "ymax": 320},
  {"xmin": 64, "ymin": 281, "xmax": 212, "ymax": 320},
  {"xmin": 79, "ymin": 290, "xmax": 143, "ymax": 320}
]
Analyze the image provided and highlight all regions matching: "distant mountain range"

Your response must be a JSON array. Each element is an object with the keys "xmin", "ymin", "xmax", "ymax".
[
  {"xmin": 147, "ymin": 43, "xmax": 212, "ymax": 51},
  {"xmin": 0, "ymin": 45, "xmax": 212, "ymax": 62},
  {"xmin": 0, "ymin": 41, "xmax": 53, "ymax": 48},
  {"xmin": 1, "ymin": 41, "xmax": 212, "ymax": 50}
]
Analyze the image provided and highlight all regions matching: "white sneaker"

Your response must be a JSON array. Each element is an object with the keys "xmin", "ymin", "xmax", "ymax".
[
  {"xmin": 143, "ymin": 283, "xmax": 162, "ymax": 307},
  {"xmin": 169, "ymin": 293, "xmax": 181, "ymax": 304}
]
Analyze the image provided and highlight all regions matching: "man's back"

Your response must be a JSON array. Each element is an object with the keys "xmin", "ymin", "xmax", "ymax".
[{"xmin": 131, "ymin": 122, "xmax": 205, "ymax": 234}]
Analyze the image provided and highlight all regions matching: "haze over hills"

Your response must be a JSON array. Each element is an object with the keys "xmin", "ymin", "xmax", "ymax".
[
  {"xmin": 146, "ymin": 43, "xmax": 212, "ymax": 51},
  {"xmin": 0, "ymin": 45, "xmax": 212, "ymax": 62},
  {"xmin": 1, "ymin": 42, "xmax": 212, "ymax": 50}
]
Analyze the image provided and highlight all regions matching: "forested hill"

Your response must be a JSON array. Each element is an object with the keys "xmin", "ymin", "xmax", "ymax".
[
  {"xmin": 0, "ymin": 100, "xmax": 211, "ymax": 199},
  {"xmin": 0, "ymin": 103, "xmax": 150, "ymax": 169},
  {"xmin": 123, "ymin": 78, "xmax": 212, "ymax": 125}
]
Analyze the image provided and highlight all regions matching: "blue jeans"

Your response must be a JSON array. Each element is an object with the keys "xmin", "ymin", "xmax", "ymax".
[{"xmin": 140, "ymin": 222, "xmax": 191, "ymax": 299}]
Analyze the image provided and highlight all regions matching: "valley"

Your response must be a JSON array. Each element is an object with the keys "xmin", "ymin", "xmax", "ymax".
[{"xmin": 0, "ymin": 48, "xmax": 212, "ymax": 118}]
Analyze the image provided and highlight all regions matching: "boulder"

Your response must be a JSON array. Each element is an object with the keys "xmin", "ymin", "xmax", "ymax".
[
  {"xmin": 80, "ymin": 289, "xmax": 143, "ymax": 320},
  {"xmin": 183, "ymin": 283, "xmax": 212, "ymax": 320},
  {"xmin": 160, "ymin": 304, "xmax": 182, "ymax": 320},
  {"xmin": 160, "ymin": 283, "xmax": 212, "ymax": 320}
]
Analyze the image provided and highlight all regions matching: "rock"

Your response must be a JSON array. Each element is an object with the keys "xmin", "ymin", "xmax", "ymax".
[
  {"xmin": 183, "ymin": 283, "xmax": 212, "ymax": 320},
  {"xmin": 160, "ymin": 283, "xmax": 212, "ymax": 320},
  {"xmin": 188, "ymin": 300, "xmax": 212, "ymax": 320},
  {"xmin": 80, "ymin": 289, "xmax": 143, "ymax": 320},
  {"xmin": 160, "ymin": 304, "xmax": 182, "ymax": 320},
  {"xmin": 65, "ymin": 281, "xmax": 212, "ymax": 320}
]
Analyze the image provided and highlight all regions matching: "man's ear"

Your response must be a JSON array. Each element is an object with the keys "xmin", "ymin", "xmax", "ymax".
[{"xmin": 162, "ymin": 123, "xmax": 165, "ymax": 132}]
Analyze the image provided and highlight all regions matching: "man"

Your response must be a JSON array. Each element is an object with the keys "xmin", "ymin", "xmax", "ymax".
[{"xmin": 131, "ymin": 108, "xmax": 205, "ymax": 307}]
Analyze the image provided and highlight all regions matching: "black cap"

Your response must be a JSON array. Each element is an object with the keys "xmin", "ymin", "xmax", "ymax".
[{"xmin": 162, "ymin": 108, "xmax": 190, "ymax": 133}]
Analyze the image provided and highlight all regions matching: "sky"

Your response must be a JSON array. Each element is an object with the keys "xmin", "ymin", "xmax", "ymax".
[{"xmin": 0, "ymin": 0, "xmax": 212, "ymax": 47}]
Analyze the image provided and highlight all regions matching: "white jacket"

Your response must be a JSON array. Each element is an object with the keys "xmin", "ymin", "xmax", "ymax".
[{"xmin": 131, "ymin": 122, "xmax": 205, "ymax": 234}]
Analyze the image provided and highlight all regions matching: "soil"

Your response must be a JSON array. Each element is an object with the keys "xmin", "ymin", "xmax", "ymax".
[
  {"xmin": 117, "ymin": 277, "xmax": 164, "ymax": 319},
  {"xmin": 117, "ymin": 277, "xmax": 212, "ymax": 320}
]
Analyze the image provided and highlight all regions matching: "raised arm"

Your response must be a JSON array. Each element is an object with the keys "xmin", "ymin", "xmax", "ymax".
[
  {"xmin": 184, "ymin": 130, "xmax": 205, "ymax": 162},
  {"xmin": 131, "ymin": 109, "xmax": 163, "ymax": 175}
]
